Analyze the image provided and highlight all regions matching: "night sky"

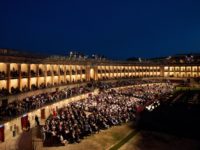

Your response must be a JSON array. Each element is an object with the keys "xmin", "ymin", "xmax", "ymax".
[{"xmin": 1, "ymin": 0, "xmax": 200, "ymax": 59}]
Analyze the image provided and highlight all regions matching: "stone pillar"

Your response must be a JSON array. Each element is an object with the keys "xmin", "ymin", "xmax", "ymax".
[
  {"xmin": 51, "ymin": 65, "xmax": 53, "ymax": 86},
  {"xmin": 58, "ymin": 65, "xmax": 60, "ymax": 85},
  {"xmin": 44, "ymin": 64, "xmax": 47, "ymax": 87},
  {"xmin": 94, "ymin": 66, "xmax": 98, "ymax": 81},
  {"xmin": 63, "ymin": 65, "xmax": 66, "ymax": 83},
  {"xmin": 69, "ymin": 65, "xmax": 72, "ymax": 83},
  {"xmin": 80, "ymin": 66, "xmax": 83, "ymax": 82},
  {"xmin": 36, "ymin": 64, "xmax": 39, "ymax": 88},
  {"xmin": 18, "ymin": 64, "xmax": 22, "ymax": 91},
  {"xmin": 28, "ymin": 64, "xmax": 31, "ymax": 90},
  {"xmin": 75, "ymin": 65, "xmax": 77, "ymax": 82},
  {"xmin": 160, "ymin": 65, "xmax": 164, "ymax": 77},
  {"xmin": 7, "ymin": 63, "xmax": 10, "ymax": 93},
  {"xmin": 85, "ymin": 65, "xmax": 90, "ymax": 81}
]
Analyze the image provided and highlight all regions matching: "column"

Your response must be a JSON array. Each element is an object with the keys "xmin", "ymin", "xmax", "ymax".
[
  {"xmin": 7, "ymin": 63, "xmax": 10, "ymax": 93},
  {"xmin": 18, "ymin": 64, "xmax": 22, "ymax": 91},
  {"xmin": 28, "ymin": 64, "xmax": 31, "ymax": 90}
]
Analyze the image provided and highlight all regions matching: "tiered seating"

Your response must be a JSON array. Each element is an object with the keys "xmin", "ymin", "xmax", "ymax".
[{"xmin": 42, "ymin": 82, "xmax": 174, "ymax": 145}]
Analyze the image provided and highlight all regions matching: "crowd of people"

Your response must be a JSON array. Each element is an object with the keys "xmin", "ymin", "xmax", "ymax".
[
  {"xmin": 10, "ymin": 68, "xmax": 19, "ymax": 78},
  {"xmin": 0, "ymin": 87, "xmax": 9, "ymax": 97},
  {"xmin": 0, "ymin": 79, "xmax": 171, "ymax": 122},
  {"xmin": 42, "ymin": 82, "xmax": 174, "ymax": 145},
  {"xmin": 0, "ymin": 71, "xmax": 6, "ymax": 79},
  {"xmin": 0, "ymin": 85, "xmax": 93, "ymax": 121}
]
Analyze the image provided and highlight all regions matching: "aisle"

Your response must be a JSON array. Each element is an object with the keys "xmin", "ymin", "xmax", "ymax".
[{"xmin": 17, "ymin": 130, "xmax": 32, "ymax": 150}]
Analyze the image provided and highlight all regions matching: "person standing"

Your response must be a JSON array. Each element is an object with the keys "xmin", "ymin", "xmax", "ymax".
[
  {"xmin": 35, "ymin": 115, "xmax": 40, "ymax": 126},
  {"xmin": 27, "ymin": 119, "xmax": 30, "ymax": 131}
]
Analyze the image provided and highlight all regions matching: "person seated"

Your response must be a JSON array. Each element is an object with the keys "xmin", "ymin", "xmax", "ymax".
[
  {"xmin": 21, "ymin": 71, "xmax": 28, "ymax": 77},
  {"xmin": 60, "ymin": 134, "xmax": 67, "ymax": 145},
  {"xmin": 39, "ymin": 69, "xmax": 44, "ymax": 76},
  {"xmin": 30, "ymin": 70, "xmax": 36, "ymax": 76},
  {"xmin": 47, "ymin": 70, "xmax": 51, "ymax": 76}
]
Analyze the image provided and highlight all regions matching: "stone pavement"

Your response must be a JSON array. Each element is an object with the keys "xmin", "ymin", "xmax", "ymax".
[{"xmin": 0, "ymin": 135, "xmax": 19, "ymax": 150}]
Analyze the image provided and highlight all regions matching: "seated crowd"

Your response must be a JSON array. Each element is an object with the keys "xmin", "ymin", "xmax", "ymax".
[
  {"xmin": 0, "ymin": 71, "xmax": 6, "ymax": 79},
  {"xmin": 21, "ymin": 71, "xmax": 28, "ymax": 77},
  {"xmin": 42, "ymin": 82, "xmax": 174, "ymax": 145},
  {"xmin": 0, "ymin": 85, "xmax": 93, "ymax": 120},
  {"xmin": 10, "ymin": 69, "xmax": 19, "ymax": 78},
  {"xmin": 0, "ymin": 87, "xmax": 9, "ymax": 97},
  {"xmin": 0, "ymin": 79, "xmax": 171, "ymax": 121}
]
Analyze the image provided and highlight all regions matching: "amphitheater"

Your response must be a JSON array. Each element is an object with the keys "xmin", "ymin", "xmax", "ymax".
[{"xmin": 0, "ymin": 49, "xmax": 200, "ymax": 150}]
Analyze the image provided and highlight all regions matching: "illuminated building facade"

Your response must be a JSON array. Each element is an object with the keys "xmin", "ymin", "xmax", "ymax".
[
  {"xmin": 0, "ymin": 49, "xmax": 200, "ymax": 100},
  {"xmin": 0, "ymin": 49, "xmax": 200, "ymax": 143}
]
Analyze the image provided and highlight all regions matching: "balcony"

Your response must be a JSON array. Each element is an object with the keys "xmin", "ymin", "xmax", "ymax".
[
  {"xmin": 60, "ymin": 70, "xmax": 64, "ymax": 75},
  {"xmin": 72, "ymin": 70, "xmax": 76, "ymax": 75},
  {"xmin": 102, "ymin": 70, "xmax": 105, "ymax": 73},
  {"xmin": 39, "ymin": 83, "xmax": 46, "ymax": 89},
  {"xmin": 31, "ymin": 84, "xmax": 38, "ymax": 90},
  {"xmin": 10, "ymin": 70, "xmax": 19, "ymax": 79},
  {"xmin": 53, "ymin": 71, "xmax": 58, "ymax": 76},
  {"xmin": 11, "ymin": 87, "xmax": 20, "ymax": 94},
  {"xmin": 77, "ymin": 70, "xmax": 81, "ymax": 74},
  {"xmin": 82, "ymin": 69, "xmax": 86, "ymax": 74},
  {"xmin": 0, "ymin": 87, "xmax": 9, "ymax": 97},
  {"xmin": 21, "ymin": 71, "xmax": 28, "ymax": 78},
  {"xmin": 31, "ymin": 70, "xmax": 37, "ymax": 77},
  {"xmin": 22, "ymin": 85, "xmax": 29, "ymax": 92},
  {"xmin": 66, "ymin": 70, "xmax": 70, "ymax": 75},
  {"xmin": 38, "ymin": 69, "xmax": 45, "ymax": 76},
  {"xmin": 47, "ymin": 70, "xmax": 52, "ymax": 76},
  {"xmin": 0, "ymin": 71, "xmax": 7, "ymax": 80}
]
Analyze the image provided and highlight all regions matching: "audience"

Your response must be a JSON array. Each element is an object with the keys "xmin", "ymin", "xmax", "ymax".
[
  {"xmin": 39, "ymin": 69, "xmax": 44, "ymax": 76},
  {"xmin": 10, "ymin": 68, "xmax": 19, "ymax": 78},
  {"xmin": 0, "ymin": 79, "xmax": 173, "ymax": 128},
  {"xmin": 21, "ymin": 71, "xmax": 28, "ymax": 77},
  {"xmin": 11, "ymin": 87, "xmax": 20, "ymax": 94},
  {"xmin": 0, "ymin": 71, "xmax": 6, "ymax": 79},
  {"xmin": 41, "ymin": 82, "xmax": 174, "ymax": 145},
  {"xmin": 31, "ymin": 70, "xmax": 37, "ymax": 77},
  {"xmin": 0, "ymin": 84, "xmax": 93, "ymax": 120},
  {"xmin": 0, "ymin": 87, "xmax": 9, "ymax": 97},
  {"xmin": 60, "ymin": 69, "xmax": 64, "ymax": 75}
]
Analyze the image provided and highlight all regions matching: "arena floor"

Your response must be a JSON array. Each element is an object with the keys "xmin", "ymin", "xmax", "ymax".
[
  {"xmin": 20, "ymin": 123, "xmax": 200, "ymax": 150},
  {"xmin": 119, "ymin": 131, "xmax": 200, "ymax": 150},
  {"xmin": 32, "ymin": 122, "xmax": 135, "ymax": 150}
]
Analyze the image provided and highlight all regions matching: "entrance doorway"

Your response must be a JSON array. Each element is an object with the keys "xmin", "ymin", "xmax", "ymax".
[
  {"xmin": 0, "ymin": 125, "xmax": 4, "ymax": 142},
  {"xmin": 41, "ymin": 108, "xmax": 45, "ymax": 119}
]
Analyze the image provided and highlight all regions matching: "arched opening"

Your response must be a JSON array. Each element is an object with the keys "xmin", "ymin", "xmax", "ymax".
[{"xmin": 90, "ymin": 68, "xmax": 95, "ymax": 80}]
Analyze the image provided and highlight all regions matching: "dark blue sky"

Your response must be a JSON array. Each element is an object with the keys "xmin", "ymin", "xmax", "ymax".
[{"xmin": 1, "ymin": 0, "xmax": 200, "ymax": 59}]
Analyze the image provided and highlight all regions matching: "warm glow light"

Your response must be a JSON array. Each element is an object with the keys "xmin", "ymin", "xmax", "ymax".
[
  {"xmin": 90, "ymin": 68, "xmax": 95, "ymax": 79},
  {"xmin": 5, "ymin": 122, "xmax": 9, "ymax": 127}
]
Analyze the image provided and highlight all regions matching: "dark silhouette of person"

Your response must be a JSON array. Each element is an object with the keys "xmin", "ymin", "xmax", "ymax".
[
  {"xmin": 27, "ymin": 119, "xmax": 30, "ymax": 131},
  {"xmin": 35, "ymin": 115, "xmax": 40, "ymax": 126}
]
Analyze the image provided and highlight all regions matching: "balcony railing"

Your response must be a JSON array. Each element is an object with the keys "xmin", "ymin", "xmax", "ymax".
[
  {"xmin": 47, "ymin": 70, "xmax": 52, "ymax": 76},
  {"xmin": 0, "ymin": 71, "xmax": 7, "ymax": 80},
  {"xmin": 10, "ymin": 70, "xmax": 19, "ymax": 78},
  {"xmin": 21, "ymin": 71, "xmax": 28, "ymax": 78},
  {"xmin": 31, "ymin": 70, "xmax": 37, "ymax": 77}
]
